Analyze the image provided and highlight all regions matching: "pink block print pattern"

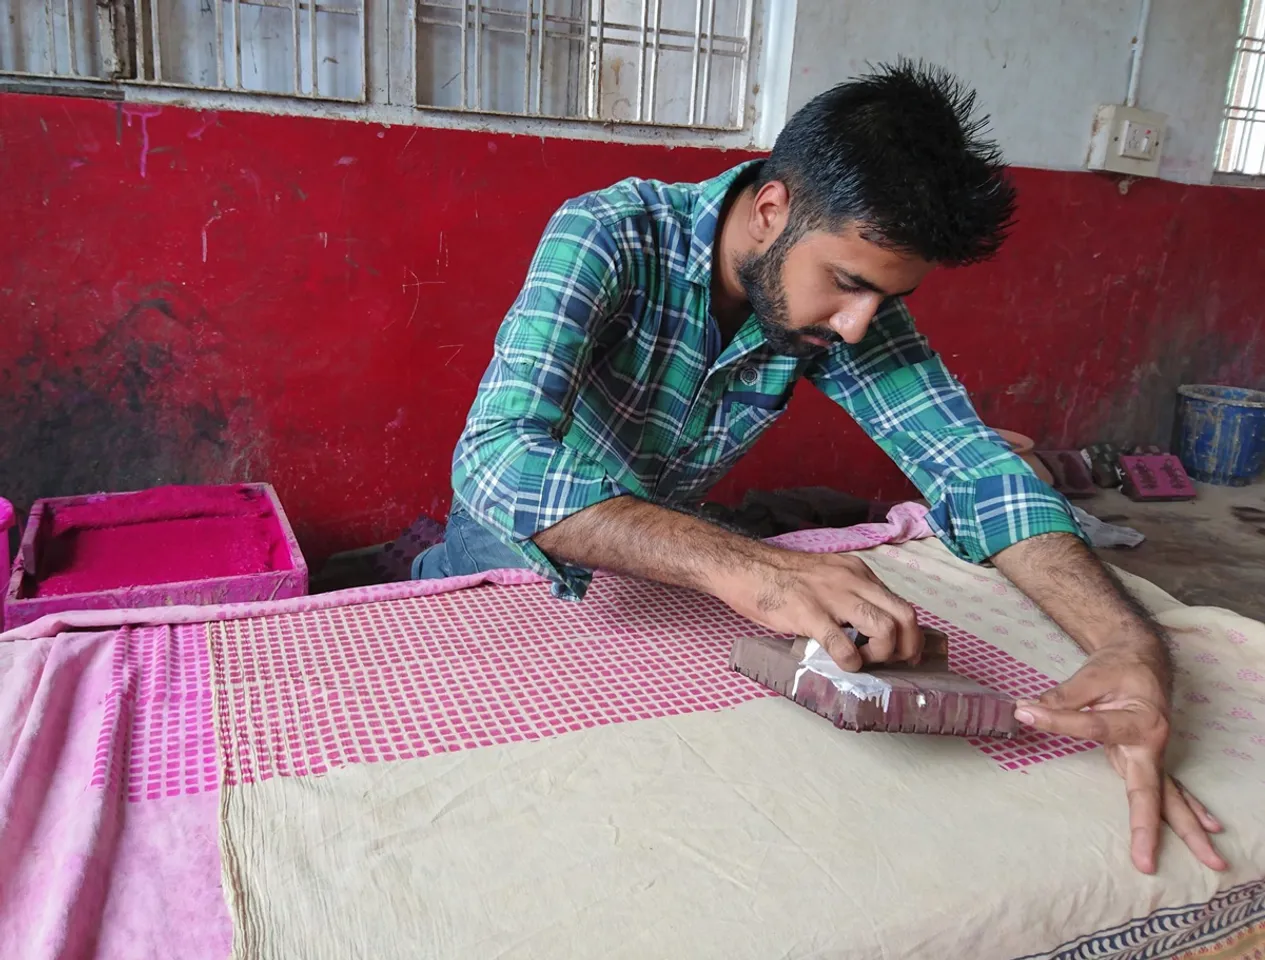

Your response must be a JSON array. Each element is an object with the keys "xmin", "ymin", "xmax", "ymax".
[
  {"xmin": 916, "ymin": 611, "xmax": 1097, "ymax": 770},
  {"xmin": 93, "ymin": 623, "xmax": 219, "ymax": 802},
  {"xmin": 210, "ymin": 576, "xmax": 1093, "ymax": 786}
]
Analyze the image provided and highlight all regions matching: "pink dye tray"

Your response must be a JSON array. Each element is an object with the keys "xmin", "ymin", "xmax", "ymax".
[
  {"xmin": 3, "ymin": 483, "xmax": 307, "ymax": 631},
  {"xmin": 0, "ymin": 497, "xmax": 14, "ymax": 628}
]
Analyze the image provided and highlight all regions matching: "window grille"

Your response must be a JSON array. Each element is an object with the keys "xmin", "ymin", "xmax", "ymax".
[
  {"xmin": 411, "ymin": 0, "xmax": 756, "ymax": 130},
  {"xmin": 1217, "ymin": 0, "xmax": 1265, "ymax": 176},
  {"xmin": 1, "ymin": 0, "xmax": 761, "ymax": 130}
]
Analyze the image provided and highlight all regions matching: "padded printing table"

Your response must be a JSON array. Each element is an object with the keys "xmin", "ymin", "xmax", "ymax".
[{"xmin": 2, "ymin": 510, "xmax": 1263, "ymax": 959}]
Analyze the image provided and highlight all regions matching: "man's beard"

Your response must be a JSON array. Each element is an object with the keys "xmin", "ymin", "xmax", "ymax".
[{"xmin": 735, "ymin": 232, "xmax": 840, "ymax": 359}]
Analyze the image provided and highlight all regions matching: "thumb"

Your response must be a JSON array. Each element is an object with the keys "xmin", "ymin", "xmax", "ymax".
[{"xmin": 1034, "ymin": 666, "xmax": 1104, "ymax": 712}]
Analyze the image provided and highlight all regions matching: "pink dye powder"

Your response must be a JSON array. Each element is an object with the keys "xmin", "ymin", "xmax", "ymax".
[{"xmin": 31, "ymin": 485, "xmax": 292, "ymax": 599}]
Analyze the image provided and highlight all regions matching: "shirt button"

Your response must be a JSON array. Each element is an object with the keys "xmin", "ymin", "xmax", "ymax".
[{"xmin": 739, "ymin": 365, "xmax": 759, "ymax": 386}]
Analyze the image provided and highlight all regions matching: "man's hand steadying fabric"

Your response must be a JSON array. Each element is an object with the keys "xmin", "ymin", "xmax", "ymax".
[
  {"xmin": 991, "ymin": 532, "xmax": 1230, "ymax": 875},
  {"xmin": 1012, "ymin": 644, "xmax": 1227, "ymax": 874}
]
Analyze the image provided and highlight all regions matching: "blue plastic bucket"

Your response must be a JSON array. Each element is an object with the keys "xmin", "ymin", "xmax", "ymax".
[{"xmin": 1175, "ymin": 384, "xmax": 1265, "ymax": 486}]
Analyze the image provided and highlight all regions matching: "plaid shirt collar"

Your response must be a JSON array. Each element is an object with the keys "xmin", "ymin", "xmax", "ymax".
[{"xmin": 683, "ymin": 159, "xmax": 763, "ymax": 289}]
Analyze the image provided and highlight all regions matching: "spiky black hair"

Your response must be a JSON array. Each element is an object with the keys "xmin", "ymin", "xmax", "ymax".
[{"xmin": 757, "ymin": 59, "xmax": 1017, "ymax": 265}]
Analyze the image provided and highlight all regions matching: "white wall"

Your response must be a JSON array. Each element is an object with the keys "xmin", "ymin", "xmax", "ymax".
[{"xmin": 786, "ymin": 0, "xmax": 1242, "ymax": 184}]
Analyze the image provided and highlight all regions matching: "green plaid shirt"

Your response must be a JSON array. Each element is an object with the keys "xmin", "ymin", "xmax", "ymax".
[{"xmin": 452, "ymin": 162, "xmax": 1082, "ymax": 598}]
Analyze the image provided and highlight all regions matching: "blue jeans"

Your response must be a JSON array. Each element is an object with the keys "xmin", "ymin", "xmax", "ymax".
[{"xmin": 411, "ymin": 506, "xmax": 531, "ymax": 580}]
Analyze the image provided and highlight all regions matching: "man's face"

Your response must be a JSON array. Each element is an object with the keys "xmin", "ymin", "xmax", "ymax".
[{"xmin": 737, "ymin": 222, "xmax": 936, "ymax": 358}]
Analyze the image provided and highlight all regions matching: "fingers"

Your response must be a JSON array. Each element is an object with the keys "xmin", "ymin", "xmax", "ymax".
[
  {"xmin": 1109, "ymin": 748, "xmax": 1226, "ymax": 873},
  {"xmin": 1163, "ymin": 777, "xmax": 1228, "ymax": 871},
  {"xmin": 778, "ymin": 555, "xmax": 920, "ymax": 669},
  {"xmin": 840, "ymin": 585, "xmax": 923, "ymax": 665},
  {"xmin": 817, "ymin": 556, "xmax": 920, "ymax": 665},
  {"xmin": 883, "ymin": 591, "xmax": 924, "ymax": 664},
  {"xmin": 769, "ymin": 556, "xmax": 920, "ymax": 667},
  {"xmin": 1123, "ymin": 752, "xmax": 1163, "ymax": 874},
  {"xmin": 1036, "ymin": 668, "xmax": 1104, "ymax": 713},
  {"xmin": 846, "ymin": 599, "xmax": 898, "ymax": 663},
  {"xmin": 1172, "ymin": 778, "xmax": 1224, "ymax": 835},
  {"xmin": 1014, "ymin": 702, "xmax": 1150, "ymax": 745},
  {"xmin": 805, "ymin": 607, "xmax": 864, "ymax": 672}
]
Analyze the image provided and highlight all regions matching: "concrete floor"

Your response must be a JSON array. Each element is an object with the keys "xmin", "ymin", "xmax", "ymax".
[{"xmin": 1091, "ymin": 481, "xmax": 1265, "ymax": 623}]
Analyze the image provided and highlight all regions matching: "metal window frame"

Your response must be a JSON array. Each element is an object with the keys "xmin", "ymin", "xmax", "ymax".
[
  {"xmin": 1, "ymin": 0, "xmax": 770, "ymax": 140},
  {"xmin": 408, "ymin": 0, "xmax": 760, "ymax": 132},
  {"xmin": 0, "ymin": 0, "xmax": 369, "ymax": 104},
  {"xmin": 1215, "ymin": 0, "xmax": 1265, "ymax": 179},
  {"xmin": 0, "ymin": 0, "xmax": 133, "ymax": 83}
]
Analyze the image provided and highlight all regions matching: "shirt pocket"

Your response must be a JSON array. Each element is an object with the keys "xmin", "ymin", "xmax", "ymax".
[{"xmin": 718, "ymin": 388, "xmax": 792, "ymax": 461}]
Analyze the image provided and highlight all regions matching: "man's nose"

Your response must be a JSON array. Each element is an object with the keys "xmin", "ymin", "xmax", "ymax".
[{"xmin": 828, "ymin": 296, "xmax": 884, "ymax": 344}]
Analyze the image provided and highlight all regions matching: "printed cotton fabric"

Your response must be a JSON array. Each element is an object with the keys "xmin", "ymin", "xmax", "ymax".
[{"xmin": 213, "ymin": 538, "xmax": 1265, "ymax": 960}]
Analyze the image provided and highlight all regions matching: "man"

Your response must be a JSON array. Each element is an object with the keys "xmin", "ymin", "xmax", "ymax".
[{"xmin": 415, "ymin": 62, "xmax": 1226, "ymax": 874}]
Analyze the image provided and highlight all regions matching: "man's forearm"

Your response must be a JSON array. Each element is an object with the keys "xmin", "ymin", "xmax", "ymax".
[
  {"xmin": 992, "ymin": 532, "xmax": 1171, "ymax": 686},
  {"xmin": 532, "ymin": 496, "xmax": 766, "ymax": 595},
  {"xmin": 534, "ymin": 496, "xmax": 935, "ymax": 669}
]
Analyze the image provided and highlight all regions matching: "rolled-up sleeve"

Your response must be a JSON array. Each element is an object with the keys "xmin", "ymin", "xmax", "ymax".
[
  {"xmin": 452, "ymin": 203, "xmax": 629, "ymax": 596},
  {"xmin": 808, "ymin": 298, "xmax": 1086, "ymax": 563}
]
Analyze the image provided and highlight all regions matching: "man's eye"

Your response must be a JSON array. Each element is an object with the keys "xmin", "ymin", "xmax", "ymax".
[{"xmin": 835, "ymin": 279, "xmax": 860, "ymax": 293}]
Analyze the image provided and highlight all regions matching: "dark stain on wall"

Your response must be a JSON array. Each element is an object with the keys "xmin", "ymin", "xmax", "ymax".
[{"xmin": 0, "ymin": 286, "xmax": 264, "ymax": 518}]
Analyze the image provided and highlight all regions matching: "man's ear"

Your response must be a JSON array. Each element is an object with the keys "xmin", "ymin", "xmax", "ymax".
[{"xmin": 748, "ymin": 180, "xmax": 790, "ymax": 245}]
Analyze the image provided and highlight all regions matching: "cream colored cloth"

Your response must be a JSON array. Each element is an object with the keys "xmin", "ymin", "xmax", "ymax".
[{"xmin": 215, "ymin": 540, "xmax": 1265, "ymax": 960}]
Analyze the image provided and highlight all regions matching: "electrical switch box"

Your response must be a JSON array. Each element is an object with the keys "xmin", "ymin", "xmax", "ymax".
[{"xmin": 1086, "ymin": 104, "xmax": 1167, "ymax": 178}]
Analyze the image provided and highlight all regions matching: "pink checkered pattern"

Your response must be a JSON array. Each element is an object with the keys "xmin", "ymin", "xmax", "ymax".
[
  {"xmin": 93, "ymin": 622, "xmax": 219, "ymax": 802},
  {"xmin": 918, "ymin": 611, "xmax": 1096, "ymax": 769},
  {"xmin": 210, "ymin": 574, "xmax": 1090, "ymax": 786}
]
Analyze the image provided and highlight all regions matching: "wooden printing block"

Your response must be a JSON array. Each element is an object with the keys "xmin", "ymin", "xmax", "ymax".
[
  {"xmin": 1036, "ymin": 449, "xmax": 1097, "ymax": 499},
  {"xmin": 729, "ymin": 634, "xmax": 1020, "ymax": 738},
  {"xmin": 1083, "ymin": 442, "xmax": 1125, "ymax": 488},
  {"xmin": 1119, "ymin": 454, "xmax": 1197, "ymax": 502}
]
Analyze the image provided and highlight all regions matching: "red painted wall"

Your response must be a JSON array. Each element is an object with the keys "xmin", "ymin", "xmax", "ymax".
[{"xmin": 3, "ymin": 94, "xmax": 1264, "ymax": 561}]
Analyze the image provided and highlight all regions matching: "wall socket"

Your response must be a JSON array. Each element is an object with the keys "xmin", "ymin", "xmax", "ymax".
[{"xmin": 1086, "ymin": 104, "xmax": 1167, "ymax": 178}]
